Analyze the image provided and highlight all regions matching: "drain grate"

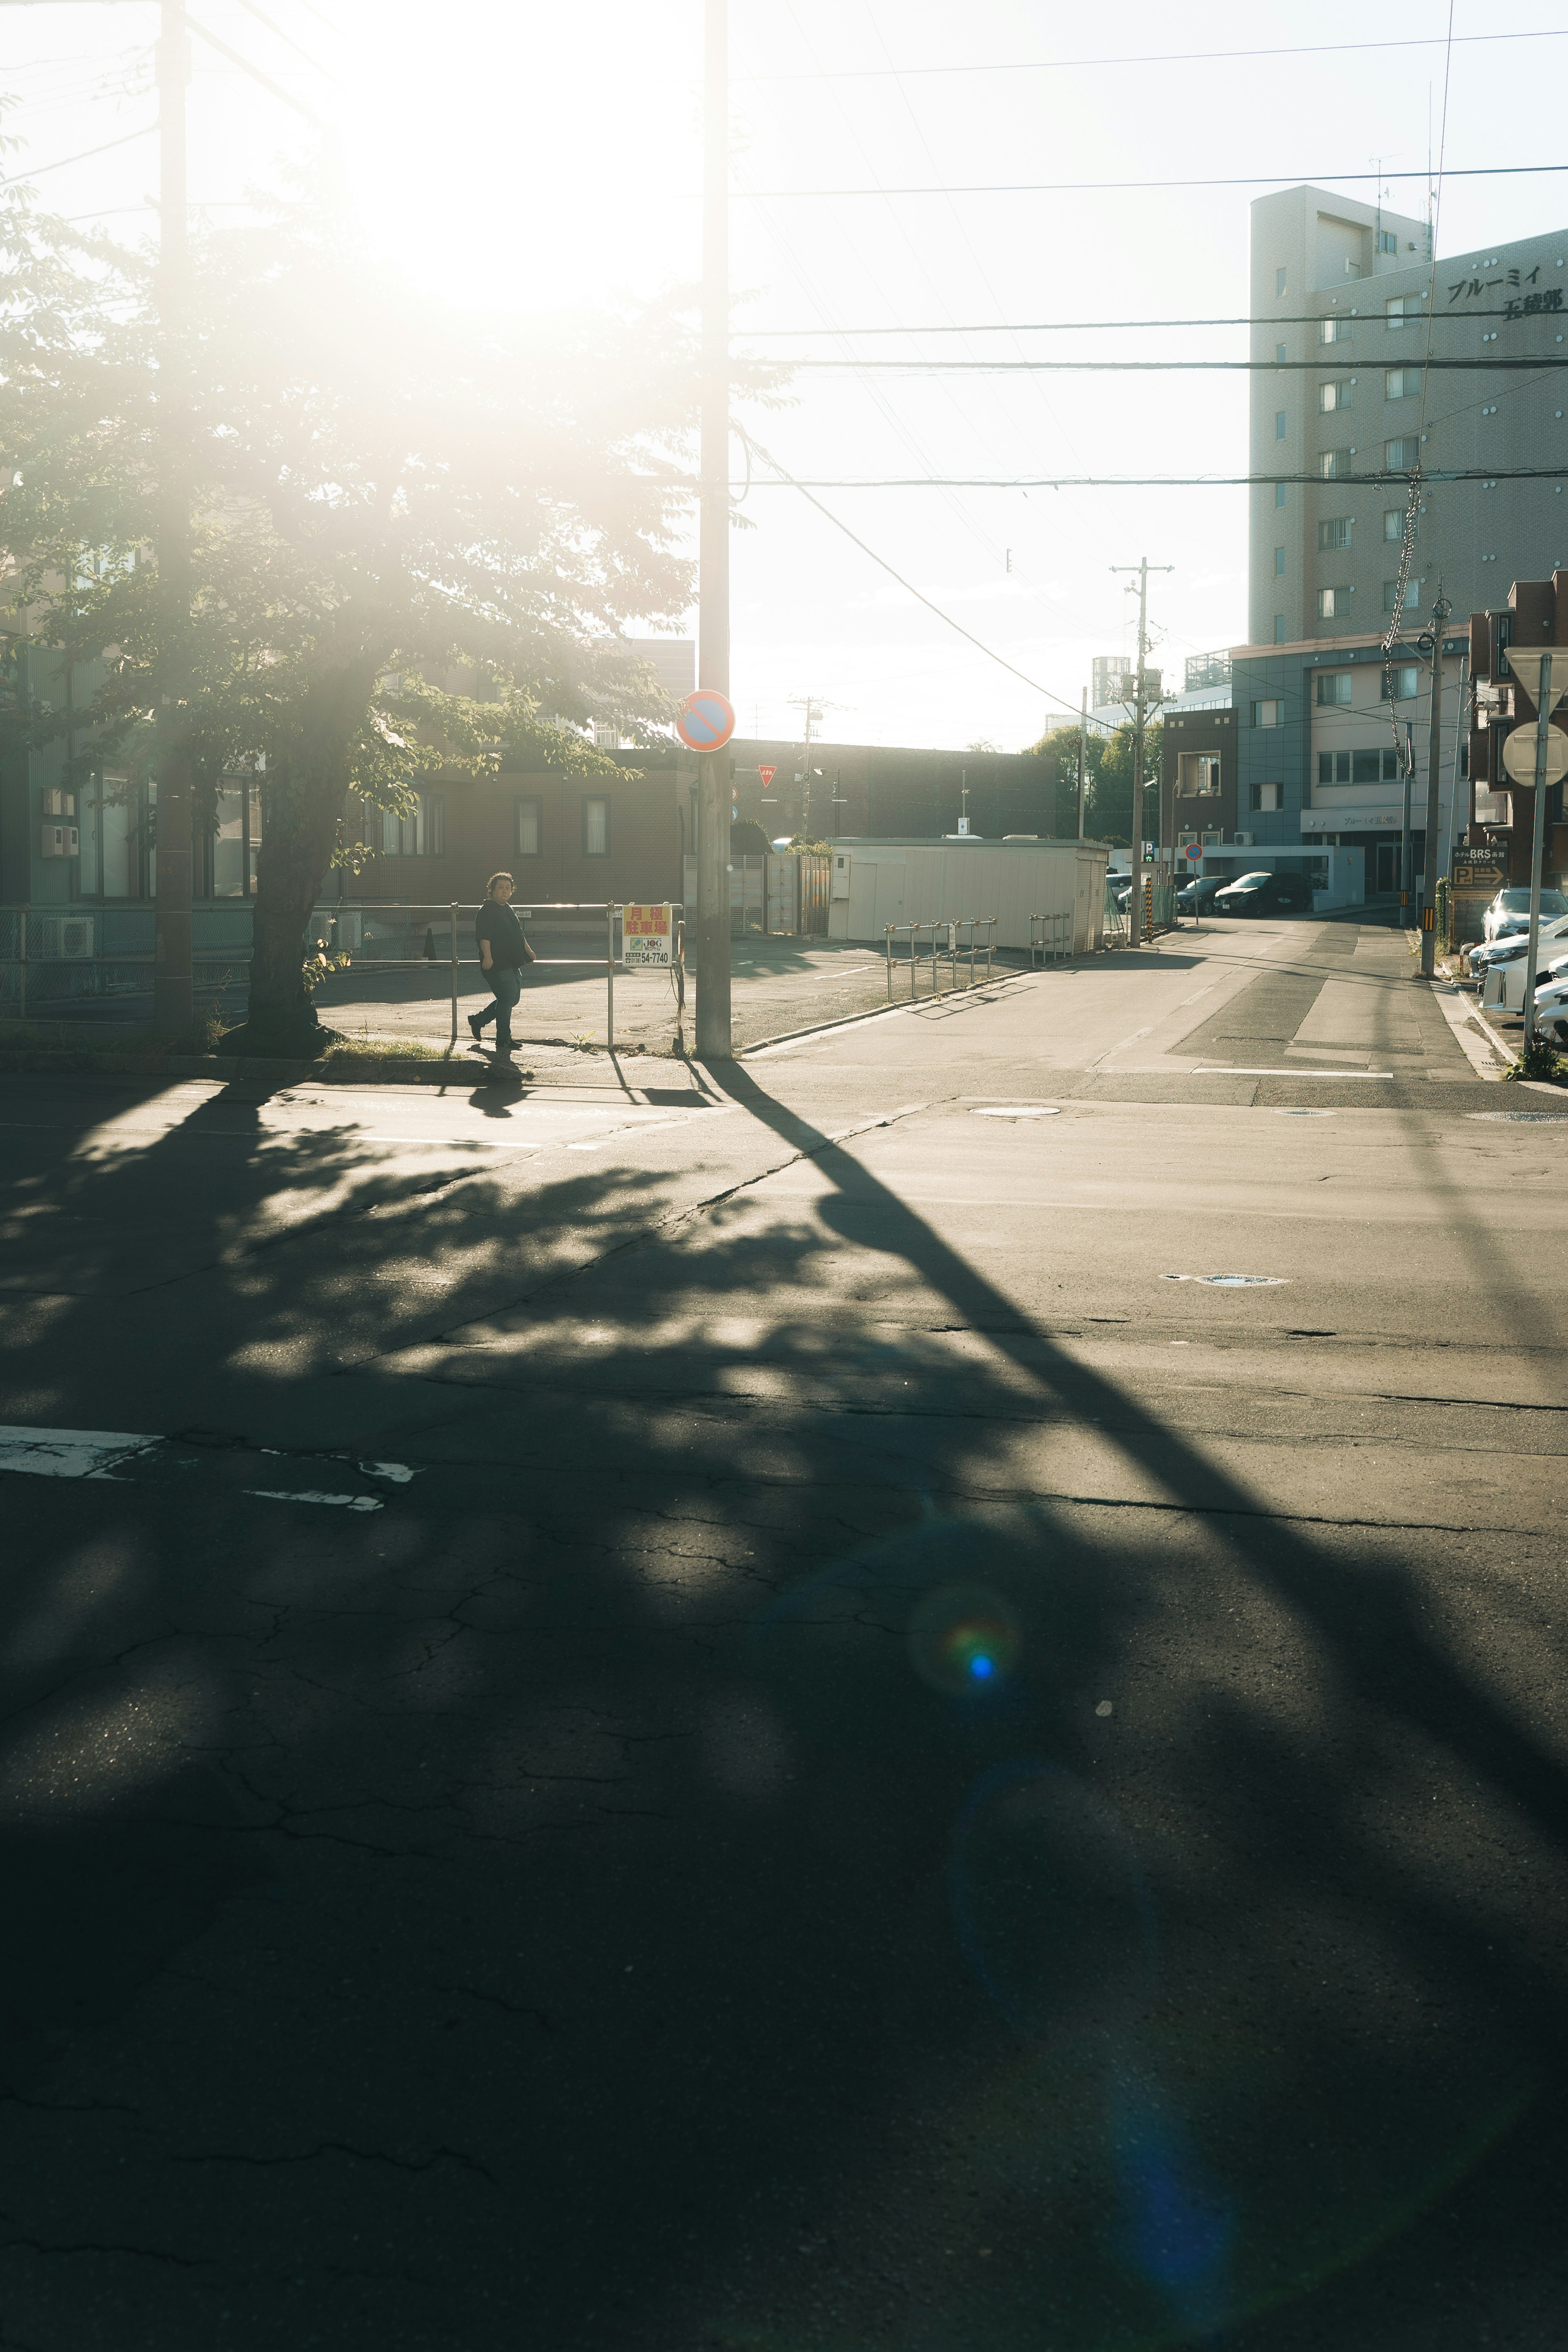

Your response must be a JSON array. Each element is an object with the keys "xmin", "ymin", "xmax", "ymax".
[{"xmin": 1164, "ymin": 1274, "xmax": 1287, "ymax": 1288}]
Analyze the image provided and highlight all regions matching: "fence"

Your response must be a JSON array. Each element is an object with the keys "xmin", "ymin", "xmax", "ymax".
[
  {"xmin": 0, "ymin": 899, "xmax": 684, "ymax": 1052},
  {"xmin": 1100, "ymin": 877, "xmax": 1178, "ymax": 949},
  {"xmin": 682, "ymin": 852, "xmax": 831, "ymax": 939},
  {"xmin": 883, "ymin": 917, "xmax": 997, "ymax": 1000},
  {"xmin": 1028, "ymin": 911, "xmax": 1074, "ymax": 966}
]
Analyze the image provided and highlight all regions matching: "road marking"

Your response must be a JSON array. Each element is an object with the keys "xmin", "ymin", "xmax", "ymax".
[
  {"xmin": 247, "ymin": 1489, "xmax": 384, "ymax": 1512},
  {"xmin": 0, "ymin": 1425, "xmax": 158, "ymax": 1479},
  {"xmin": 1191, "ymin": 1067, "xmax": 1394, "ymax": 1079}
]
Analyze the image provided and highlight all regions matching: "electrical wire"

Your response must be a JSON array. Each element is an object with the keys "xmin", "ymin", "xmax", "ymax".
[
  {"xmin": 728, "ymin": 468, "xmax": 1568, "ymax": 487},
  {"xmin": 742, "ymin": 310, "xmax": 1532, "ymax": 334},
  {"xmin": 736, "ymin": 424, "xmax": 1120, "ymax": 729},
  {"xmin": 731, "ymin": 27, "xmax": 1568, "ymax": 84},
  {"xmin": 780, "ymin": 357, "xmax": 1568, "ymax": 372},
  {"xmin": 731, "ymin": 164, "xmax": 1568, "ymax": 200},
  {"xmin": 0, "ymin": 122, "xmax": 155, "ymax": 183},
  {"xmin": 186, "ymin": 16, "xmax": 322, "ymax": 125}
]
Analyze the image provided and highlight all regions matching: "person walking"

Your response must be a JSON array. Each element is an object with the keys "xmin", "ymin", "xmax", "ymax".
[{"xmin": 469, "ymin": 872, "xmax": 535, "ymax": 1063}]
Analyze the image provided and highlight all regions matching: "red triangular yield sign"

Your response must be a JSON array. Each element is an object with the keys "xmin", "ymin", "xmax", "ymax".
[{"xmin": 758, "ymin": 765, "xmax": 776, "ymax": 786}]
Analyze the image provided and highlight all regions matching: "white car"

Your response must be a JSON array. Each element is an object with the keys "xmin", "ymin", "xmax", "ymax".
[
  {"xmin": 1533, "ymin": 974, "xmax": 1568, "ymax": 1043},
  {"xmin": 1482, "ymin": 885, "xmax": 1568, "ymax": 941},
  {"xmin": 1468, "ymin": 912, "xmax": 1568, "ymax": 973}
]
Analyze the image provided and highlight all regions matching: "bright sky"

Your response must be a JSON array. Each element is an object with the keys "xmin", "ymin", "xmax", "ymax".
[{"xmin": 7, "ymin": 0, "xmax": 1568, "ymax": 749}]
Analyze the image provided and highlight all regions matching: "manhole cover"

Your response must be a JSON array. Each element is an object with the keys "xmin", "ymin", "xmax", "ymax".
[
  {"xmin": 971, "ymin": 1106, "xmax": 1062, "ymax": 1119},
  {"xmin": 1164, "ymin": 1274, "xmax": 1287, "ymax": 1287},
  {"xmin": 1469, "ymin": 1112, "xmax": 1568, "ymax": 1123}
]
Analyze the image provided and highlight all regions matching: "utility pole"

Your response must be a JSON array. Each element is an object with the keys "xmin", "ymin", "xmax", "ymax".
[
  {"xmin": 694, "ymin": 0, "xmax": 731, "ymax": 1059},
  {"xmin": 1419, "ymin": 589, "xmax": 1452, "ymax": 975},
  {"xmin": 1520, "ymin": 650, "xmax": 1558, "ymax": 1050},
  {"xmin": 1399, "ymin": 719, "xmax": 1414, "ymax": 932},
  {"xmin": 152, "ymin": 0, "xmax": 193, "ymax": 1039},
  {"xmin": 1076, "ymin": 688, "xmax": 1087, "ymax": 838},
  {"xmin": 1110, "ymin": 558, "xmax": 1172, "ymax": 949}
]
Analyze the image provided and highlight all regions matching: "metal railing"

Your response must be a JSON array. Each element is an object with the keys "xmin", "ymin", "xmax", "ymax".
[
  {"xmin": 1028, "ymin": 911, "xmax": 1074, "ymax": 966},
  {"xmin": 883, "ymin": 917, "xmax": 997, "ymax": 1000},
  {"xmin": 306, "ymin": 900, "xmax": 684, "ymax": 1053}
]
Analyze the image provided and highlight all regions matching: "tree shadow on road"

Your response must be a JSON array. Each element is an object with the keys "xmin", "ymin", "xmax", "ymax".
[{"xmin": 0, "ymin": 1061, "xmax": 1564, "ymax": 2352}]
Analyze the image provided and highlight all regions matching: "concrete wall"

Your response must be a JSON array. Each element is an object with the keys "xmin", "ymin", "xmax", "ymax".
[{"xmin": 824, "ymin": 839, "xmax": 1110, "ymax": 955}]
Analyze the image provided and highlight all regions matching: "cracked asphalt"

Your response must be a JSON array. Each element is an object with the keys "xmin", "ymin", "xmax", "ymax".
[{"xmin": 2, "ymin": 919, "xmax": 1566, "ymax": 2352}]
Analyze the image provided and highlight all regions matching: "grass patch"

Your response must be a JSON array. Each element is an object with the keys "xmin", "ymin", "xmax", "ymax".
[
  {"xmin": 1503, "ymin": 1035, "xmax": 1568, "ymax": 1085},
  {"xmin": 314, "ymin": 1035, "xmax": 450, "ymax": 1064}
]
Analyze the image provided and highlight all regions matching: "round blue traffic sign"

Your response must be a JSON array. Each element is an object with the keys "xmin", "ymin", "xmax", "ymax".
[{"xmin": 675, "ymin": 688, "xmax": 736, "ymax": 754}]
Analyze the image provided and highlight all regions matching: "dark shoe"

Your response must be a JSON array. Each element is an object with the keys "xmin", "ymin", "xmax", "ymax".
[{"xmin": 468, "ymin": 1011, "xmax": 486, "ymax": 1041}]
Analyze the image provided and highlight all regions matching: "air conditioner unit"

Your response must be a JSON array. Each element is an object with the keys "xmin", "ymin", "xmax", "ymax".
[
  {"xmin": 32, "ymin": 914, "xmax": 94, "ymax": 959},
  {"xmin": 1233, "ymin": 831, "xmax": 1255, "ymax": 847},
  {"xmin": 39, "ymin": 823, "xmax": 79, "ymax": 860}
]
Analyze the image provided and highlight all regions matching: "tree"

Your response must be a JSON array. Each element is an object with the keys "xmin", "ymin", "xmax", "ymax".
[
  {"xmin": 2, "ymin": 171, "xmax": 702, "ymax": 1051},
  {"xmin": 1086, "ymin": 720, "xmax": 1163, "ymax": 847}
]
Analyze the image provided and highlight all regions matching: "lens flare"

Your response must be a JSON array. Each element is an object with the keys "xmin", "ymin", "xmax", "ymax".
[{"xmin": 908, "ymin": 1583, "xmax": 1022, "ymax": 1697}]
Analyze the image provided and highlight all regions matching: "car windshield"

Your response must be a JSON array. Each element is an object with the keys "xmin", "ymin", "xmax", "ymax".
[
  {"xmin": 1226, "ymin": 873, "xmax": 1270, "ymax": 889},
  {"xmin": 1500, "ymin": 890, "xmax": 1568, "ymax": 916}
]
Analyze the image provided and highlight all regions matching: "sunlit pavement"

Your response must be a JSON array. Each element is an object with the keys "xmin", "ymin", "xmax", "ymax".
[{"xmin": 1, "ymin": 919, "xmax": 1565, "ymax": 2351}]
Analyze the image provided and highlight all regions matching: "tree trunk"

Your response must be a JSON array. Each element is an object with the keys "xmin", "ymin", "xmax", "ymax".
[{"xmin": 225, "ymin": 665, "xmax": 374, "ymax": 1057}]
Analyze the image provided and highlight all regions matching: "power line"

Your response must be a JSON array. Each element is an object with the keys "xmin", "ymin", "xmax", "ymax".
[
  {"xmin": 784, "ymin": 357, "xmax": 1568, "ymax": 372},
  {"xmin": 741, "ymin": 310, "xmax": 1525, "ymax": 335},
  {"xmin": 730, "ymin": 467, "xmax": 1568, "ymax": 487},
  {"xmin": 229, "ymin": 0, "xmax": 332, "ymax": 79},
  {"xmin": 186, "ymin": 16, "xmax": 322, "ymax": 125},
  {"xmin": 0, "ymin": 122, "xmax": 155, "ymax": 182},
  {"xmin": 731, "ymin": 163, "xmax": 1568, "ymax": 200},
  {"xmin": 732, "ymin": 27, "xmax": 1568, "ymax": 84},
  {"xmin": 736, "ymin": 425, "xmax": 1120, "ymax": 729}
]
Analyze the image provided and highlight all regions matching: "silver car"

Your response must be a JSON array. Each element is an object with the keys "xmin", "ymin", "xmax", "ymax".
[{"xmin": 1482, "ymin": 885, "xmax": 1568, "ymax": 941}]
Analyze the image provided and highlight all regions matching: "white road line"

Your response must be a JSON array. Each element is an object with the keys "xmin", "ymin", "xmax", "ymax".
[{"xmin": 0, "ymin": 1426, "xmax": 158, "ymax": 1479}]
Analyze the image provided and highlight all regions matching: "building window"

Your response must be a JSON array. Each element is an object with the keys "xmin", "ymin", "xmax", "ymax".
[
  {"xmin": 1275, "ymin": 483, "xmax": 1287, "ymax": 509},
  {"xmin": 1383, "ymin": 577, "xmax": 1421, "ymax": 612},
  {"xmin": 1275, "ymin": 410, "xmax": 1287, "ymax": 440},
  {"xmin": 1385, "ymin": 436, "xmax": 1421, "ymax": 470},
  {"xmin": 1316, "ymin": 671, "xmax": 1353, "ymax": 705},
  {"xmin": 1318, "ymin": 751, "xmax": 1350, "ymax": 785},
  {"xmin": 515, "ymin": 795, "xmax": 542, "ymax": 857},
  {"xmin": 1274, "ymin": 616, "xmax": 1286, "ymax": 643},
  {"xmin": 1250, "ymin": 782, "xmax": 1282, "ymax": 812},
  {"xmin": 1276, "ymin": 267, "xmax": 1287, "ymax": 297},
  {"xmin": 582, "ymin": 795, "xmax": 610, "ymax": 856},
  {"xmin": 1178, "ymin": 753, "xmax": 1221, "ymax": 796},
  {"xmin": 1251, "ymin": 699, "xmax": 1283, "ymax": 729},
  {"xmin": 1378, "ymin": 230, "xmax": 1399, "ymax": 256},
  {"xmin": 1320, "ymin": 448, "xmax": 1353, "ymax": 479},
  {"xmin": 1383, "ymin": 664, "xmax": 1420, "ymax": 700},
  {"xmin": 1383, "ymin": 507, "xmax": 1407, "ymax": 541},
  {"xmin": 1319, "ymin": 317, "xmax": 1351, "ymax": 345},
  {"xmin": 1318, "ymin": 379, "xmax": 1353, "ymax": 412},
  {"xmin": 1276, "ymin": 342, "xmax": 1287, "ymax": 364},
  {"xmin": 1385, "ymin": 296, "xmax": 1417, "ymax": 330},
  {"xmin": 1318, "ymin": 585, "xmax": 1351, "ymax": 618},
  {"xmin": 1346, "ymin": 748, "xmax": 1402, "ymax": 783},
  {"xmin": 1274, "ymin": 546, "xmax": 1286, "ymax": 576},
  {"xmin": 380, "ymin": 791, "xmax": 443, "ymax": 856},
  {"xmin": 1317, "ymin": 517, "xmax": 1353, "ymax": 550},
  {"xmin": 79, "ymin": 769, "xmax": 145, "ymax": 898},
  {"xmin": 1385, "ymin": 367, "xmax": 1423, "ymax": 400}
]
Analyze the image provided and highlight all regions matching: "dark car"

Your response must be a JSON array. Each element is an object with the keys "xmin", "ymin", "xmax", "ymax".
[
  {"xmin": 1214, "ymin": 869, "xmax": 1314, "ymax": 917},
  {"xmin": 1176, "ymin": 874, "xmax": 1225, "ymax": 914}
]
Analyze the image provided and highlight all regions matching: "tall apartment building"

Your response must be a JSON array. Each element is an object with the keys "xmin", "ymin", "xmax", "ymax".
[{"xmin": 1248, "ymin": 185, "xmax": 1568, "ymax": 647}]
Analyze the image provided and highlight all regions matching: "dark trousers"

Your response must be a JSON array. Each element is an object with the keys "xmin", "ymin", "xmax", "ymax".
[{"xmin": 473, "ymin": 965, "xmax": 522, "ymax": 1052}]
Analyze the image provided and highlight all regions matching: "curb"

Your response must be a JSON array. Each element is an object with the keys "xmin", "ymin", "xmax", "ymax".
[
  {"xmin": 0, "ymin": 1047, "xmax": 492, "ymax": 1087},
  {"xmin": 739, "ymin": 969, "xmax": 1035, "ymax": 1059}
]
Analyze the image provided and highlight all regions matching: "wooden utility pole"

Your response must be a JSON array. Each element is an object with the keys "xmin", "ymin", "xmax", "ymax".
[
  {"xmin": 153, "ymin": 0, "xmax": 193, "ymax": 1039},
  {"xmin": 694, "ymin": 0, "xmax": 731, "ymax": 1059}
]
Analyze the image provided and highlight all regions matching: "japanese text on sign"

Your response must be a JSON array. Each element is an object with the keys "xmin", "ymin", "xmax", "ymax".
[{"xmin": 621, "ymin": 904, "xmax": 674, "ymax": 968}]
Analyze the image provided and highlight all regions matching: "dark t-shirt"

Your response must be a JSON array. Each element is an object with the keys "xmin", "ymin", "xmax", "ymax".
[{"xmin": 476, "ymin": 900, "xmax": 530, "ymax": 969}]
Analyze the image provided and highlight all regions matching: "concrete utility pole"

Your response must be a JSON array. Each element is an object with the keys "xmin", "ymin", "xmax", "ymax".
[
  {"xmin": 1076, "ymin": 688, "xmax": 1087, "ymax": 838},
  {"xmin": 1522, "ymin": 651, "xmax": 1556, "ymax": 1049},
  {"xmin": 1110, "ymin": 558, "xmax": 1172, "ymax": 949},
  {"xmin": 1419, "ymin": 590, "xmax": 1452, "ymax": 976},
  {"xmin": 694, "ymin": 0, "xmax": 731, "ymax": 1060},
  {"xmin": 152, "ymin": 0, "xmax": 193, "ymax": 1039},
  {"xmin": 1399, "ymin": 720, "xmax": 1414, "ymax": 931}
]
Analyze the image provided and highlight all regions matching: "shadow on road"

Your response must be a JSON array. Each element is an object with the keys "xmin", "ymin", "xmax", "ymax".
[{"xmin": 0, "ymin": 1060, "xmax": 1563, "ymax": 2350}]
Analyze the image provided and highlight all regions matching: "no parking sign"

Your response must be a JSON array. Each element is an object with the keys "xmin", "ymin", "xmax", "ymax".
[{"xmin": 674, "ymin": 689, "xmax": 736, "ymax": 754}]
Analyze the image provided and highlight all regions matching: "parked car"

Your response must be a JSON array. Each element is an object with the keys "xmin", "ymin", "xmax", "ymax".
[
  {"xmin": 1176, "ymin": 875, "xmax": 1225, "ymax": 914},
  {"xmin": 1214, "ymin": 869, "xmax": 1314, "ymax": 917},
  {"xmin": 1482, "ymin": 885, "xmax": 1568, "ymax": 941},
  {"xmin": 1533, "ymin": 974, "xmax": 1568, "ymax": 1043},
  {"xmin": 1467, "ymin": 912, "xmax": 1568, "ymax": 973}
]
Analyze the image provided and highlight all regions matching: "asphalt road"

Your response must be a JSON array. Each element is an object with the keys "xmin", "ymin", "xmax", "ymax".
[{"xmin": 2, "ymin": 919, "xmax": 1565, "ymax": 2352}]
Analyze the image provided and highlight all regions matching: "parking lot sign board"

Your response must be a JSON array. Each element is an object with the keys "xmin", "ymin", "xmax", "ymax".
[
  {"xmin": 622, "ymin": 903, "xmax": 675, "ymax": 968},
  {"xmin": 1451, "ymin": 845, "xmax": 1508, "ymax": 946}
]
